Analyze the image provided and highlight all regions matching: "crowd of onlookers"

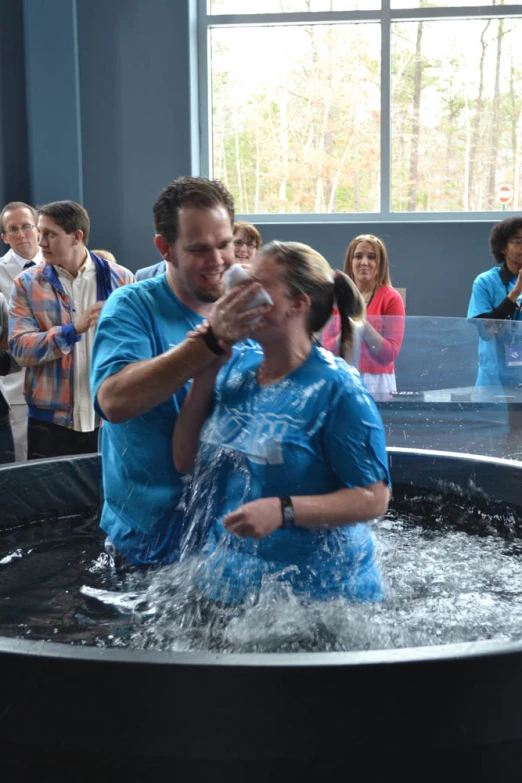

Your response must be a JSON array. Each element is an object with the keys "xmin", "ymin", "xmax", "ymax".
[
  {"xmin": 1, "ymin": 188, "xmax": 522, "ymax": 469},
  {"xmin": 0, "ymin": 190, "xmax": 399, "ymax": 467}
]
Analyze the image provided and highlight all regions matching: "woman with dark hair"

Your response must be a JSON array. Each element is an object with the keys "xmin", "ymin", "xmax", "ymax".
[
  {"xmin": 233, "ymin": 221, "xmax": 261, "ymax": 267},
  {"xmin": 173, "ymin": 241, "xmax": 390, "ymax": 604},
  {"xmin": 322, "ymin": 234, "xmax": 405, "ymax": 397},
  {"xmin": 467, "ymin": 217, "xmax": 522, "ymax": 386}
]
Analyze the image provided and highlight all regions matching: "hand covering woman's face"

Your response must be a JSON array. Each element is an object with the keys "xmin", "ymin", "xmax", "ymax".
[{"xmin": 249, "ymin": 255, "xmax": 297, "ymax": 338}]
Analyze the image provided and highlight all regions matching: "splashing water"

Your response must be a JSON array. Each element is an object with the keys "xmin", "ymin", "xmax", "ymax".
[{"xmin": 2, "ymin": 485, "xmax": 522, "ymax": 653}]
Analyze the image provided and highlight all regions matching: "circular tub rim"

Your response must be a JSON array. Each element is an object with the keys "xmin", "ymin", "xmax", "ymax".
[{"xmin": 1, "ymin": 446, "xmax": 522, "ymax": 669}]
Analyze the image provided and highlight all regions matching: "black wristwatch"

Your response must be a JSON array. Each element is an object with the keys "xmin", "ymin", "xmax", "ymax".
[
  {"xmin": 200, "ymin": 326, "xmax": 225, "ymax": 356},
  {"xmin": 280, "ymin": 495, "xmax": 295, "ymax": 529}
]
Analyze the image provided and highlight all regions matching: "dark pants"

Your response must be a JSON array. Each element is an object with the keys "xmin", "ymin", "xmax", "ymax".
[
  {"xmin": 27, "ymin": 417, "xmax": 99, "ymax": 460},
  {"xmin": 0, "ymin": 415, "xmax": 15, "ymax": 464}
]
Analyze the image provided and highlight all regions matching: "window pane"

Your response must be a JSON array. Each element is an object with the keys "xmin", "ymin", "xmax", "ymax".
[
  {"xmin": 209, "ymin": 1, "xmax": 380, "ymax": 13},
  {"xmin": 392, "ymin": 0, "xmax": 522, "ymax": 8},
  {"xmin": 210, "ymin": 24, "xmax": 381, "ymax": 214},
  {"xmin": 391, "ymin": 18, "xmax": 522, "ymax": 212}
]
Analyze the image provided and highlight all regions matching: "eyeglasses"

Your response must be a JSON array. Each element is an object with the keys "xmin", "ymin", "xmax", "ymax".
[
  {"xmin": 234, "ymin": 239, "xmax": 257, "ymax": 249},
  {"xmin": 4, "ymin": 224, "xmax": 36, "ymax": 236},
  {"xmin": 508, "ymin": 238, "xmax": 522, "ymax": 246}
]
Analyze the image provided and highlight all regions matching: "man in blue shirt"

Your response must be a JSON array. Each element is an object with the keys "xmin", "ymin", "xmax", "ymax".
[
  {"xmin": 135, "ymin": 259, "xmax": 166, "ymax": 281},
  {"xmin": 91, "ymin": 177, "xmax": 270, "ymax": 565}
]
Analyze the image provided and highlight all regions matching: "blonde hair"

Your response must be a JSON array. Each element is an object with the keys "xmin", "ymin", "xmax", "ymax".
[
  {"xmin": 92, "ymin": 249, "xmax": 117, "ymax": 264},
  {"xmin": 344, "ymin": 234, "xmax": 391, "ymax": 288}
]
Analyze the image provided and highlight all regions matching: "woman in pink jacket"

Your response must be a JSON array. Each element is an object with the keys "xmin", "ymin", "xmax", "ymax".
[{"xmin": 322, "ymin": 234, "xmax": 405, "ymax": 397}]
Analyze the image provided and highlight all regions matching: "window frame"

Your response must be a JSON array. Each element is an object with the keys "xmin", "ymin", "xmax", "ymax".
[{"xmin": 197, "ymin": 0, "xmax": 522, "ymax": 222}]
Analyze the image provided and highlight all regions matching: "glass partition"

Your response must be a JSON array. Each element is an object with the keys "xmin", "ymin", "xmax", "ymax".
[
  {"xmin": 3, "ymin": 315, "xmax": 522, "ymax": 465},
  {"xmin": 357, "ymin": 315, "xmax": 522, "ymax": 459}
]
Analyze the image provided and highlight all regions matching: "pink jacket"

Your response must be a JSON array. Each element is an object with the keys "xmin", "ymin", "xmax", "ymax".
[{"xmin": 322, "ymin": 285, "xmax": 405, "ymax": 375}]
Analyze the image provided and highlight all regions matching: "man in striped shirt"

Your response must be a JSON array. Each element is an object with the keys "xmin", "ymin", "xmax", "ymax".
[{"xmin": 9, "ymin": 200, "xmax": 134, "ymax": 459}]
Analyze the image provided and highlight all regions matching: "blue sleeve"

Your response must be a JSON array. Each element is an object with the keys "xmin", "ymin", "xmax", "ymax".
[
  {"xmin": 467, "ymin": 274, "xmax": 496, "ymax": 318},
  {"xmin": 62, "ymin": 323, "xmax": 80, "ymax": 345},
  {"xmin": 322, "ymin": 377, "xmax": 390, "ymax": 489},
  {"xmin": 90, "ymin": 287, "xmax": 155, "ymax": 419}
]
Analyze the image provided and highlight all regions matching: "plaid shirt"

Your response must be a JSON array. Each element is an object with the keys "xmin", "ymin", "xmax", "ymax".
[{"xmin": 9, "ymin": 252, "xmax": 134, "ymax": 427}]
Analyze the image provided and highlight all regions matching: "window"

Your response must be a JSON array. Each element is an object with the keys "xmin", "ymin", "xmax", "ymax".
[{"xmin": 199, "ymin": 0, "xmax": 522, "ymax": 218}]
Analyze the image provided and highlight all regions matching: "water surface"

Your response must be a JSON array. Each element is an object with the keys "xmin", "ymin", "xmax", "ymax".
[{"xmin": 1, "ymin": 488, "xmax": 522, "ymax": 653}]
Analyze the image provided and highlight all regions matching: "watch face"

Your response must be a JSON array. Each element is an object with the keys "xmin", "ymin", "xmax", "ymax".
[{"xmin": 281, "ymin": 498, "xmax": 294, "ymax": 528}]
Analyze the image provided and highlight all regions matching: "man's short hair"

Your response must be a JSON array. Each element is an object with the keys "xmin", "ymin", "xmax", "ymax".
[
  {"xmin": 153, "ymin": 176, "xmax": 235, "ymax": 245},
  {"xmin": 490, "ymin": 217, "xmax": 522, "ymax": 264},
  {"xmin": 0, "ymin": 201, "xmax": 37, "ymax": 233},
  {"xmin": 37, "ymin": 201, "xmax": 90, "ymax": 245}
]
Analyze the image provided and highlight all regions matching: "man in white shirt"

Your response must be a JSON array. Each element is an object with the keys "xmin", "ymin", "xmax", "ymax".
[
  {"xmin": 0, "ymin": 201, "xmax": 43, "ymax": 460},
  {"xmin": 8, "ymin": 200, "xmax": 134, "ymax": 459}
]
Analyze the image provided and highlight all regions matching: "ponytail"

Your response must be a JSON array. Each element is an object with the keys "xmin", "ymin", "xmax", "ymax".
[{"xmin": 334, "ymin": 271, "xmax": 366, "ymax": 366}]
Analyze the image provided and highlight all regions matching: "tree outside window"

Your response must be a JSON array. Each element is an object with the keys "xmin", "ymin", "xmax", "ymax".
[{"xmin": 202, "ymin": 0, "xmax": 522, "ymax": 216}]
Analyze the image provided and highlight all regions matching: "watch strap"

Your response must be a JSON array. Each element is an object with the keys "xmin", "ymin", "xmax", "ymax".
[
  {"xmin": 279, "ymin": 495, "xmax": 295, "ymax": 529},
  {"xmin": 200, "ymin": 326, "xmax": 225, "ymax": 356}
]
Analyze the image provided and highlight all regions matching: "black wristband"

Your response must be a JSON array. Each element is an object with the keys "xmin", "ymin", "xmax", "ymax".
[
  {"xmin": 200, "ymin": 326, "xmax": 225, "ymax": 356},
  {"xmin": 280, "ymin": 495, "xmax": 295, "ymax": 529}
]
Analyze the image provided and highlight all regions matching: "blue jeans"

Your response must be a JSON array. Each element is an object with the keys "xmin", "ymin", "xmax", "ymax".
[{"xmin": 0, "ymin": 415, "xmax": 15, "ymax": 464}]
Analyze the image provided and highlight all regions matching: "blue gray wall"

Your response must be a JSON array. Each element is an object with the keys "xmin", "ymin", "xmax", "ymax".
[
  {"xmin": 0, "ymin": 0, "xmax": 506, "ymax": 316},
  {"xmin": 0, "ymin": 0, "xmax": 30, "ymax": 208}
]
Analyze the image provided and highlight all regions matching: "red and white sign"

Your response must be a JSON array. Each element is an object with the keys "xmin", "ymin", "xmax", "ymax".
[{"xmin": 497, "ymin": 184, "xmax": 513, "ymax": 205}]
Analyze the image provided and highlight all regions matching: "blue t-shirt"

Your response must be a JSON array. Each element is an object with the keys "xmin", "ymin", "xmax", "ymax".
[
  {"xmin": 90, "ymin": 275, "xmax": 205, "ymax": 564},
  {"xmin": 188, "ymin": 343, "xmax": 390, "ymax": 603},
  {"xmin": 468, "ymin": 266, "xmax": 522, "ymax": 386}
]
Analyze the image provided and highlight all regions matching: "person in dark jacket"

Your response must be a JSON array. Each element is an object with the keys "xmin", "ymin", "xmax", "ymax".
[{"xmin": 0, "ymin": 291, "xmax": 21, "ymax": 463}]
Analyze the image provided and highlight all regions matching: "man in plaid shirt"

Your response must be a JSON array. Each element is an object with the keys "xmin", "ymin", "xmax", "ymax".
[{"xmin": 9, "ymin": 200, "xmax": 134, "ymax": 459}]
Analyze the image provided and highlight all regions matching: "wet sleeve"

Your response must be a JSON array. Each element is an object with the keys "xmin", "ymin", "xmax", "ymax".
[{"xmin": 321, "ymin": 375, "xmax": 391, "ymax": 489}]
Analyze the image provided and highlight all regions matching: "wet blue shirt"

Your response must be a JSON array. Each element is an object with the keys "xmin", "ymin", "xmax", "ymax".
[
  {"xmin": 189, "ymin": 343, "xmax": 390, "ymax": 603},
  {"xmin": 91, "ymin": 275, "xmax": 205, "ymax": 564}
]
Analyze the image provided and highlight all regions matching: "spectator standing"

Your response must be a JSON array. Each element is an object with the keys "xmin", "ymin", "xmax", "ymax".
[
  {"xmin": 322, "ymin": 234, "xmax": 405, "ymax": 397},
  {"xmin": 92, "ymin": 249, "xmax": 117, "ymax": 264},
  {"xmin": 9, "ymin": 201, "xmax": 134, "ymax": 459},
  {"xmin": 0, "ymin": 292, "xmax": 21, "ymax": 463},
  {"xmin": 0, "ymin": 201, "xmax": 43, "ymax": 459},
  {"xmin": 233, "ymin": 221, "xmax": 261, "ymax": 267},
  {"xmin": 467, "ymin": 217, "xmax": 522, "ymax": 387},
  {"xmin": 135, "ymin": 258, "xmax": 166, "ymax": 281}
]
